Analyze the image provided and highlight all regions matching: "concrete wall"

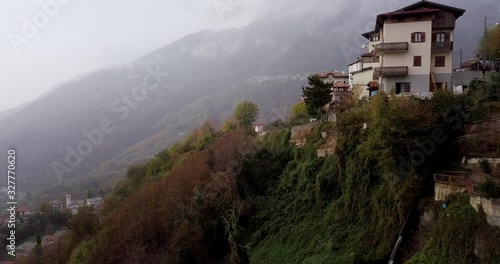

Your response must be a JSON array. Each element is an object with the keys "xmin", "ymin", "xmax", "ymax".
[
  {"xmin": 290, "ymin": 122, "xmax": 317, "ymax": 147},
  {"xmin": 383, "ymin": 74, "xmax": 430, "ymax": 94},
  {"xmin": 434, "ymin": 182, "xmax": 468, "ymax": 201},
  {"xmin": 464, "ymin": 158, "xmax": 500, "ymax": 180},
  {"xmin": 470, "ymin": 196, "xmax": 500, "ymax": 227},
  {"xmin": 434, "ymin": 73, "xmax": 453, "ymax": 90},
  {"xmin": 452, "ymin": 71, "xmax": 482, "ymax": 87}
]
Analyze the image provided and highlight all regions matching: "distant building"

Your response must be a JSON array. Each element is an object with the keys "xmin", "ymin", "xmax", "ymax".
[
  {"xmin": 66, "ymin": 193, "xmax": 103, "ymax": 215},
  {"xmin": 332, "ymin": 81, "xmax": 352, "ymax": 107},
  {"xmin": 254, "ymin": 123, "xmax": 266, "ymax": 133},
  {"xmin": 49, "ymin": 200, "xmax": 64, "ymax": 211},
  {"xmin": 316, "ymin": 71, "xmax": 349, "ymax": 84},
  {"xmin": 16, "ymin": 206, "xmax": 30, "ymax": 216},
  {"xmin": 86, "ymin": 195, "xmax": 104, "ymax": 209},
  {"xmin": 349, "ymin": 50, "xmax": 380, "ymax": 99}
]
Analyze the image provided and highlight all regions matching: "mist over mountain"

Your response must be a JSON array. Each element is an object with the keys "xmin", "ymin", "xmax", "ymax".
[{"xmin": 0, "ymin": 0, "xmax": 498, "ymax": 197}]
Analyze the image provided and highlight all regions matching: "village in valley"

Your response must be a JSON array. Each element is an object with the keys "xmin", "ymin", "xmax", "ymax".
[{"xmin": 0, "ymin": 192, "xmax": 103, "ymax": 259}]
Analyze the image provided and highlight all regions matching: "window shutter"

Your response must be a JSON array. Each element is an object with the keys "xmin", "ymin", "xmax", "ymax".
[
  {"xmin": 445, "ymin": 32, "xmax": 450, "ymax": 42},
  {"xmin": 432, "ymin": 33, "xmax": 437, "ymax": 42},
  {"xmin": 435, "ymin": 56, "xmax": 446, "ymax": 67},
  {"xmin": 422, "ymin": 32, "xmax": 426, "ymax": 42}
]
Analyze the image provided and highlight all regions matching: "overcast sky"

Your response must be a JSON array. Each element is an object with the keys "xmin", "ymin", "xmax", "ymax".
[
  {"xmin": 0, "ymin": 0, "xmax": 277, "ymax": 111},
  {"xmin": 0, "ymin": 0, "xmax": 498, "ymax": 112}
]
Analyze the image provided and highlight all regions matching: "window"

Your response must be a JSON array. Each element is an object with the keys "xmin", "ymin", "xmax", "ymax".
[
  {"xmin": 435, "ymin": 56, "xmax": 446, "ymax": 67},
  {"xmin": 370, "ymin": 34, "xmax": 379, "ymax": 42},
  {"xmin": 411, "ymin": 32, "xmax": 426, "ymax": 43},
  {"xmin": 436, "ymin": 33, "xmax": 446, "ymax": 42},
  {"xmin": 413, "ymin": 56, "xmax": 422, "ymax": 67},
  {"xmin": 396, "ymin": 82, "xmax": 411, "ymax": 94}
]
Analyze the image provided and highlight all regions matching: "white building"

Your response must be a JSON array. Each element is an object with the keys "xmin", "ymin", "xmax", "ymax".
[
  {"xmin": 349, "ymin": 50, "xmax": 380, "ymax": 99},
  {"xmin": 254, "ymin": 123, "xmax": 266, "ymax": 133},
  {"xmin": 351, "ymin": 0, "xmax": 465, "ymax": 98},
  {"xmin": 316, "ymin": 71, "xmax": 349, "ymax": 85},
  {"xmin": 66, "ymin": 193, "xmax": 103, "ymax": 215}
]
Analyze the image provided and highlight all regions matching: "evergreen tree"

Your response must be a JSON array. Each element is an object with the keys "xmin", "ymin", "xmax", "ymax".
[{"xmin": 301, "ymin": 75, "xmax": 332, "ymax": 116}]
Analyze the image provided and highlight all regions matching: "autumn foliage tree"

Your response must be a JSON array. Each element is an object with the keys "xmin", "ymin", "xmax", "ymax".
[{"xmin": 479, "ymin": 24, "xmax": 500, "ymax": 60}]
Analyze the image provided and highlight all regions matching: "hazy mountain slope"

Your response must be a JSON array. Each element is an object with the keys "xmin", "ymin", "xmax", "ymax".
[
  {"xmin": 0, "ymin": 14, "xmax": 321, "ymax": 193},
  {"xmin": 0, "ymin": 0, "xmax": 497, "ymax": 195},
  {"xmin": 61, "ymin": 78, "xmax": 304, "ymax": 193}
]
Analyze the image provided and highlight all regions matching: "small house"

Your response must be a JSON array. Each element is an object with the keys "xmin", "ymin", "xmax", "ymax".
[{"xmin": 254, "ymin": 123, "xmax": 266, "ymax": 133}]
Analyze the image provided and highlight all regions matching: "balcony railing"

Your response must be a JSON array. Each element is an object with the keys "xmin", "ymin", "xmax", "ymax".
[
  {"xmin": 432, "ymin": 41, "xmax": 453, "ymax": 51},
  {"xmin": 374, "ymin": 66, "xmax": 408, "ymax": 77},
  {"xmin": 375, "ymin": 42, "xmax": 409, "ymax": 53},
  {"xmin": 432, "ymin": 18, "xmax": 455, "ymax": 29}
]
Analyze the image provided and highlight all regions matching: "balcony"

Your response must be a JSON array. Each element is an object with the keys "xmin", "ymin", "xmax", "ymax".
[
  {"xmin": 374, "ymin": 66, "xmax": 408, "ymax": 77},
  {"xmin": 432, "ymin": 18, "xmax": 455, "ymax": 29},
  {"xmin": 374, "ymin": 42, "xmax": 409, "ymax": 53},
  {"xmin": 432, "ymin": 41, "xmax": 453, "ymax": 51}
]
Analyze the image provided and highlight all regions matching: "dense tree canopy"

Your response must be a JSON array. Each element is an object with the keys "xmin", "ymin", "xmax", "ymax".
[
  {"xmin": 234, "ymin": 101, "xmax": 259, "ymax": 128},
  {"xmin": 291, "ymin": 101, "xmax": 308, "ymax": 119},
  {"xmin": 480, "ymin": 24, "xmax": 500, "ymax": 60}
]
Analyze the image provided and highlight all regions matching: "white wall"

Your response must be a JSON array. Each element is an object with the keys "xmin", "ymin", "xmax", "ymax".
[{"xmin": 382, "ymin": 21, "xmax": 432, "ymax": 75}]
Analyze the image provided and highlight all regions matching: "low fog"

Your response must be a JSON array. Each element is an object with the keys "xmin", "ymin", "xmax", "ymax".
[{"xmin": 0, "ymin": 0, "xmax": 499, "ymax": 111}]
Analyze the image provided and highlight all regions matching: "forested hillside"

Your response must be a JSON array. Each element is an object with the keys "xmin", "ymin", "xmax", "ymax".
[{"xmin": 18, "ymin": 74, "xmax": 500, "ymax": 263}]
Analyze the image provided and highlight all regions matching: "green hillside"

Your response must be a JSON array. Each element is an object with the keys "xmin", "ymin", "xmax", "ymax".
[{"xmin": 16, "ymin": 75, "xmax": 500, "ymax": 263}]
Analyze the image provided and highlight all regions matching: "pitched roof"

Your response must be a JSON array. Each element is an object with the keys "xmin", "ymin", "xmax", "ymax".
[
  {"xmin": 362, "ymin": 31, "xmax": 376, "ymax": 40},
  {"xmin": 50, "ymin": 200, "xmax": 64, "ymax": 205},
  {"xmin": 393, "ymin": 0, "xmax": 465, "ymax": 18},
  {"xmin": 316, "ymin": 71, "xmax": 348, "ymax": 78},
  {"xmin": 16, "ymin": 206, "xmax": 30, "ymax": 213},
  {"xmin": 379, "ymin": 8, "xmax": 441, "ymax": 17},
  {"xmin": 333, "ymin": 82, "xmax": 350, "ymax": 88},
  {"xmin": 374, "ymin": 1, "xmax": 465, "ymax": 32}
]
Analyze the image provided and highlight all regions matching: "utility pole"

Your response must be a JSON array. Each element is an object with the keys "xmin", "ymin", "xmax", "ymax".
[
  {"xmin": 460, "ymin": 48, "xmax": 463, "ymax": 66},
  {"xmin": 483, "ymin": 16, "xmax": 487, "ymax": 70}
]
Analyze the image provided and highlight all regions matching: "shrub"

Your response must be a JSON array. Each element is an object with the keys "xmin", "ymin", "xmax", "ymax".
[
  {"xmin": 479, "ymin": 159, "xmax": 492, "ymax": 174},
  {"xmin": 478, "ymin": 178, "xmax": 500, "ymax": 199}
]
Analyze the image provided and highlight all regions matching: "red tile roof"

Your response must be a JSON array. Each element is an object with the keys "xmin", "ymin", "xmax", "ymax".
[
  {"xmin": 316, "ymin": 71, "xmax": 348, "ymax": 78},
  {"xmin": 16, "ymin": 206, "xmax": 30, "ymax": 213},
  {"xmin": 333, "ymin": 82, "xmax": 350, "ymax": 88}
]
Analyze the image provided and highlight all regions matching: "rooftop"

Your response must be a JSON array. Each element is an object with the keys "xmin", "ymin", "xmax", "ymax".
[
  {"xmin": 373, "ymin": 1, "xmax": 466, "ymax": 32},
  {"xmin": 316, "ymin": 71, "xmax": 348, "ymax": 78}
]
